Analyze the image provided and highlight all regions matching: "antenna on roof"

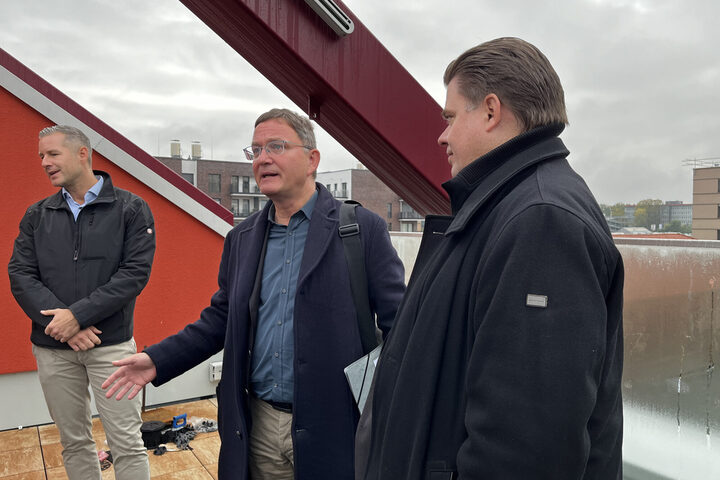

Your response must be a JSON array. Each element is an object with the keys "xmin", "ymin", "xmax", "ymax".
[{"xmin": 682, "ymin": 156, "xmax": 720, "ymax": 168}]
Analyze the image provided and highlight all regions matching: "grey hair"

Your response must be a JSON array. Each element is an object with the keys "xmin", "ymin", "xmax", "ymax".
[
  {"xmin": 443, "ymin": 37, "xmax": 568, "ymax": 132},
  {"xmin": 254, "ymin": 108, "xmax": 317, "ymax": 149},
  {"xmin": 39, "ymin": 125, "xmax": 93, "ymax": 163},
  {"xmin": 254, "ymin": 108, "xmax": 318, "ymax": 178}
]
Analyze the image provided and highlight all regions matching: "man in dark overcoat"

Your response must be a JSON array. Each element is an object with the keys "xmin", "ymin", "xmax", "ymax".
[
  {"xmin": 103, "ymin": 108, "xmax": 405, "ymax": 480},
  {"xmin": 356, "ymin": 37, "xmax": 624, "ymax": 480}
]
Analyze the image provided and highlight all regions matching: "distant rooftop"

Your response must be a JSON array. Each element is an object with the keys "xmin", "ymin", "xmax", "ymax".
[{"xmin": 612, "ymin": 232, "xmax": 694, "ymax": 240}]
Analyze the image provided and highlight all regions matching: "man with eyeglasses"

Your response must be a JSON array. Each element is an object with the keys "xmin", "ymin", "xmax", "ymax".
[{"xmin": 103, "ymin": 108, "xmax": 405, "ymax": 480}]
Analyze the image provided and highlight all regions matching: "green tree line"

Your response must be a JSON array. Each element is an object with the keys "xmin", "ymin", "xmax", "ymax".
[{"xmin": 600, "ymin": 199, "xmax": 692, "ymax": 234}]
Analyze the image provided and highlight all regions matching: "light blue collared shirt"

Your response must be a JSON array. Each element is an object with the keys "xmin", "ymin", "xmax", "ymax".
[
  {"xmin": 62, "ymin": 175, "xmax": 103, "ymax": 221},
  {"xmin": 251, "ymin": 190, "xmax": 318, "ymax": 404}
]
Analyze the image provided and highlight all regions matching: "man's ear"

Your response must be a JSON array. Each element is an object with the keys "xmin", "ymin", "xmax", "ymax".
[
  {"xmin": 77, "ymin": 146, "xmax": 91, "ymax": 166},
  {"xmin": 308, "ymin": 149, "xmax": 321, "ymax": 176},
  {"xmin": 483, "ymin": 93, "xmax": 503, "ymax": 131}
]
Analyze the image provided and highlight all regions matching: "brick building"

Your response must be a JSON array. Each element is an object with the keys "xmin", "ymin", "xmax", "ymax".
[
  {"xmin": 691, "ymin": 166, "xmax": 720, "ymax": 240},
  {"xmin": 156, "ymin": 144, "xmax": 423, "ymax": 231},
  {"xmin": 317, "ymin": 168, "xmax": 423, "ymax": 232},
  {"xmin": 157, "ymin": 153, "xmax": 265, "ymax": 224}
]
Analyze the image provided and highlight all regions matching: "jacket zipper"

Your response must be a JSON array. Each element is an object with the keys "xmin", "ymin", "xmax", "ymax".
[
  {"xmin": 73, "ymin": 210, "xmax": 82, "ymax": 301},
  {"xmin": 73, "ymin": 212, "xmax": 81, "ymax": 261}
]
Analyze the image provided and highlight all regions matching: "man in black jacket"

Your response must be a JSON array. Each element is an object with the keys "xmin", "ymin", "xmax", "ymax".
[
  {"xmin": 8, "ymin": 125, "xmax": 155, "ymax": 480},
  {"xmin": 356, "ymin": 37, "xmax": 624, "ymax": 479}
]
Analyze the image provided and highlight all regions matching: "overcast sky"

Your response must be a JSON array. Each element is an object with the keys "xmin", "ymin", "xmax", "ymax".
[{"xmin": 2, "ymin": 0, "xmax": 718, "ymax": 205}]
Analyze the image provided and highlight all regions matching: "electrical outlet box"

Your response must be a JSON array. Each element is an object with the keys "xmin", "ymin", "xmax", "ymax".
[{"xmin": 209, "ymin": 361, "xmax": 223, "ymax": 382}]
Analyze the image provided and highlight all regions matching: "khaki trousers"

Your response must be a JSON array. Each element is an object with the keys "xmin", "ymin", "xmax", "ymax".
[
  {"xmin": 249, "ymin": 395, "xmax": 294, "ymax": 480},
  {"xmin": 33, "ymin": 339, "xmax": 150, "ymax": 480}
]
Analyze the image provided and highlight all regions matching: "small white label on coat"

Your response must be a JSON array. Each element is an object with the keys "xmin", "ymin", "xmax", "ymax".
[
  {"xmin": 526, "ymin": 294, "xmax": 548, "ymax": 308},
  {"xmin": 147, "ymin": 228, "xmax": 153, "ymax": 234}
]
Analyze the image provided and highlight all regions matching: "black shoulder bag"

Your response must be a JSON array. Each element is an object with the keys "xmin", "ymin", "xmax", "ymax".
[
  {"xmin": 339, "ymin": 200, "xmax": 382, "ymax": 413},
  {"xmin": 338, "ymin": 200, "xmax": 378, "ymax": 353}
]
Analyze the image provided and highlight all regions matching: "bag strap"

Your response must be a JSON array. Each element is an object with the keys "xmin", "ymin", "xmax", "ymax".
[{"xmin": 339, "ymin": 200, "xmax": 378, "ymax": 354}]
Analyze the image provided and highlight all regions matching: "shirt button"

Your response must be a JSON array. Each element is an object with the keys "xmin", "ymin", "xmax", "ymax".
[
  {"xmin": 277, "ymin": 321, "xmax": 282, "ymax": 326},
  {"xmin": 274, "ymin": 352, "xmax": 279, "ymax": 357},
  {"xmin": 281, "ymin": 288, "xmax": 287, "ymax": 294},
  {"xmin": 286, "ymin": 259, "xmax": 291, "ymax": 264}
]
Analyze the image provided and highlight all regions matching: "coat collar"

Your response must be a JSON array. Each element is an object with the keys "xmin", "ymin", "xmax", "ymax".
[
  {"xmin": 296, "ymin": 183, "xmax": 339, "ymax": 286},
  {"xmin": 238, "ymin": 183, "xmax": 340, "ymax": 287},
  {"xmin": 442, "ymin": 124, "xmax": 568, "ymax": 235},
  {"xmin": 237, "ymin": 182, "xmax": 335, "ymax": 233},
  {"xmin": 46, "ymin": 170, "xmax": 116, "ymax": 209}
]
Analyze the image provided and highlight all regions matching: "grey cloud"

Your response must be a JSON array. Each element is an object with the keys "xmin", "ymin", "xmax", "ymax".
[{"xmin": 1, "ymin": 0, "xmax": 718, "ymax": 205}]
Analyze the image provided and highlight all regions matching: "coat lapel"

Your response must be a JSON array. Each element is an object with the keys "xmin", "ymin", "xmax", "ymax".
[
  {"xmin": 232, "ymin": 205, "xmax": 271, "ymax": 319},
  {"xmin": 247, "ymin": 221, "xmax": 270, "ymax": 343},
  {"xmin": 445, "ymin": 136, "xmax": 568, "ymax": 235},
  {"xmin": 296, "ymin": 186, "xmax": 338, "ymax": 288}
]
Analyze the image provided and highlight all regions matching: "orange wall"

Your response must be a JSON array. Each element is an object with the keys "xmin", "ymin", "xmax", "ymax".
[{"xmin": 1, "ymin": 87, "xmax": 226, "ymax": 374}]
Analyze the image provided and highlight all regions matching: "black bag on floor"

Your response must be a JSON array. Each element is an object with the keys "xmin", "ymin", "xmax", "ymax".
[{"xmin": 140, "ymin": 421, "xmax": 168, "ymax": 449}]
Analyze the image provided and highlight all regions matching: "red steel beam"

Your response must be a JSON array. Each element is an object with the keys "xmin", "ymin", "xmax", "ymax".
[{"xmin": 179, "ymin": 0, "xmax": 450, "ymax": 215}]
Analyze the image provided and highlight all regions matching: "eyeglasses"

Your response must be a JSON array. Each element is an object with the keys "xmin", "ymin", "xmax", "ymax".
[{"xmin": 243, "ymin": 140, "xmax": 313, "ymax": 161}]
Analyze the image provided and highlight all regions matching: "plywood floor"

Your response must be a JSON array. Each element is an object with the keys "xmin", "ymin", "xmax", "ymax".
[{"xmin": 0, "ymin": 398, "xmax": 220, "ymax": 479}]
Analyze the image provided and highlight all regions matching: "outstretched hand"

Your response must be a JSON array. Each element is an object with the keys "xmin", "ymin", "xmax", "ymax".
[{"xmin": 102, "ymin": 352, "xmax": 157, "ymax": 400}]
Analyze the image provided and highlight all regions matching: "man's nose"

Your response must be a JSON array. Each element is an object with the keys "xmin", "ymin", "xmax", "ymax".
[
  {"xmin": 254, "ymin": 148, "xmax": 271, "ymax": 163},
  {"xmin": 438, "ymin": 127, "xmax": 449, "ymax": 146}
]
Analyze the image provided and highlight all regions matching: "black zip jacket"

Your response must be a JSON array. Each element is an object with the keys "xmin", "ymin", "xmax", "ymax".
[
  {"xmin": 8, "ymin": 171, "xmax": 156, "ymax": 349},
  {"xmin": 361, "ymin": 124, "xmax": 624, "ymax": 480}
]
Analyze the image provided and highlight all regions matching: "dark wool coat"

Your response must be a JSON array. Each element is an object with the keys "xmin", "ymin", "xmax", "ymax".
[
  {"xmin": 361, "ymin": 125, "xmax": 624, "ymax": 480},
  {"xmin": 146, "ymin": 183, "xmax": 405, "ymax": 480}
]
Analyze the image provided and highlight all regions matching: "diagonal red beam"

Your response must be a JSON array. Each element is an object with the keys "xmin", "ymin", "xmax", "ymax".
[{"xmin": 179, "ymin": 0, "xmax": 450, "ymax": 215}]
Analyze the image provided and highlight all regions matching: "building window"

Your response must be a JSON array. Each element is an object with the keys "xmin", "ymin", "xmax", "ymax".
[
  {"xmin": 326, "ymin": 184, "xmax": 331, "ymax": 191},
  {"xmin": 208, "ymin": 174, "xmax": 221, "ymax": 193},
  {"xmin": 399, "ymin": 202, "xmax": 422, "ymax": 219},
  {"xmin": 243, "ymin": 176, "xmax": 250, "ymax": 193},
  {"xmin": 387, "ymin": 222, "xmax": 392, "ymax": 231},
  {"xmin": 717, "ymin": 230, "xmax": 720, "ymax": 241},
  {"xmin": 231, "ymin": 199, "xmax": 240, "ymax": 216},
  {"xmin": 243, "ymin": 199, "xmax": 250, "ymax": 215},
  {"xmin": 251, "ymin": 178, "xmax": 259, "ymax": 193},
  {"xmin": 253, "ymin": 197, "xmax": 260, "ymax": 212},
  {"xmin": 341, "ymin": 182, "xmax": 347, "ymax": 198},
  {"xmin": 717, "ymin": 205, "xmax": 720, "ymax": 219},
  {"xmin": 387, "ymin": 203, "xmax": 393, "ymax": 218},
  {"xmin": 181, "ymin": 173, "xmax": 194, "ymax": 185},
  {"xmin": 231, "ymin": 176, "xmax": 240, "ymax": 193}
]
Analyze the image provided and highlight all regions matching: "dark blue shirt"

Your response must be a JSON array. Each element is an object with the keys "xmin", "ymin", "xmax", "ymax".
[{"xmin": 250, "ymin": 191, "xmax": 318, "ymax": 403}]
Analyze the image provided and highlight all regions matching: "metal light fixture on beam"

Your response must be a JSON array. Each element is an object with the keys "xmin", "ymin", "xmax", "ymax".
[{"xmin": 304, "ymin": 0, "xmax": 354, "ymax": 36}]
